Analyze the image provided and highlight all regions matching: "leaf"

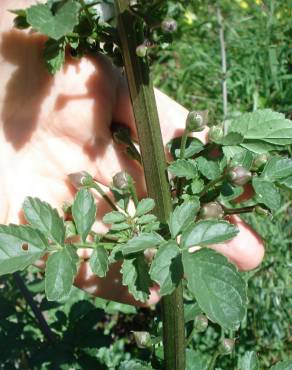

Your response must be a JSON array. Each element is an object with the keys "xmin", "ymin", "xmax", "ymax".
[
  {"xmin": 45, "ymin": 247, "xmax": 78, "ymax": 301},
  {"xmin": 196, "ymin": 157, "xmax": 221, "ymax": 180},
  {"xmin": 252, "ymin": 178, "xmax": 281, "ymax": 210},
  {"xmin": 191, "ymin": 179, "xmax": 204, "ymax": 194},
  {"xmin": 110, "ymin": 222, "xmax": 131, "ymax": 231},
  {"xmin": 181, "ymin": 220, "xmax": 239, "ymax": 249},
  {"xmin": 137, "ymin": 214, "xmax": 157, "ymax": 225},
  {"xmin": 278, "ymin": 176, "xmax": 292, "ymax": 189},
  {"xmin": 103, "ymin": 211, "xmax": 127, "ymax": 224},
  {"xmin": 121, "ymin": 256, "xmax": 151, "ymax": 303},
  {"xmin": 184, "ymin": 303, "xmax": 202, "ymax": 323},
  {"xmin": 0, "ymin": 224, "xmax": 48, "ymax": 276},
  {"xmin": 270, "ymin": 360, "xmax": 292, "ymax": 370},
  {"xmin": 168, "ymin": 159, "xmax": 197, "ymax": 179},
  {"xmin": 239, "ymin": 351, "xmax": 259, "ymax": 370},
  {"xmin": 89, "ymin": 246, "xmax": 109, "ymax": 278},
  {"xmin": 168, "ymin": 200, "xmax": 200, "ymax": 238},
  {"xmin": 261, "ymin": 157, "xmax": 292, "ymax": 181},
  {"xmin": 72, "ymin": 189, "xmax": 96, "ymax": 242},
  {"xmin": 186, "ymin": 350, "xmax": 210, "ymax": 370},
  {"xmin": 149, "ymin": 241, "xmax": 183, "ymax": 296},
  {"xmin": 43, "ymin": 39, "xmax": 65, "ymax": 74},
  {"xmin": 26, "ymin": 0, "xmax": 81, "ymax": 40},
  {"xmin": 122, "ymin": 233, "xmax": 164, "ymax": 256},
  {"xmin": 220, "ymin": 132, "xmax": 244, "ymax": 145},
  {"xmin": 183, "ymin": 248, "xmax": 247, "ymax": 330},
  {"xmin": 135, "ymin": 198, "xmax": 155, "ymax": 217},
  {"xmin": 23, "ymin": 197, "xmax": 65, "ymax": 245},
  {"xmin": 231, "ymin": 150, "xmax": 255, "ymax": 170},
  {"xmin": 167, "ymin": 137, "xmax": 204, "ymax": 159}
]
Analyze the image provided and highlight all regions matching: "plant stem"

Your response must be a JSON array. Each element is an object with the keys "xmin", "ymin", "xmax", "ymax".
[
  {"xmin": 199, "ymin": 175, "xmax": 225, "ymax": 198},
  {"xmin": 223, "ymin": 205, "xmax": 257, "ymax": 215},
  {"xmin": 207, "ymin": 351, "xmax": 220, "ymax": 370},
  {"xmin": 115, "ymin": 1, "xmax": 185, "ymax": 369},
  {"xmin": 91, "ymin": 182, "xmax": 118, "ymax": 211},
  {"xmin": 176, "ymin": 129, "xmax": 189, "ymax": 197},
  {"xmin": 13, "ymin": 273, "xmax": 56, "ymax": 344},
  {"xmin": 186, "ymin": 326, "xmax": 197, "ymax": 347}
]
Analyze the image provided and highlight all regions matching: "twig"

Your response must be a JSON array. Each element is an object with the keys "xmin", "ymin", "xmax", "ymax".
[{"xmin": 13, "ymin": 273, "xmax": 56, "ymax": 344}]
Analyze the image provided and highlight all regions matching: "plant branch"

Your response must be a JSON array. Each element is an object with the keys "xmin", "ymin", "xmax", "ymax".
[
  {"xmin": 13, "ymin": 273, "xmax": 56, "ymax": 344},
  {"xmin": 223, "ymin": 205, "xmax": 257, "ymax": 215},
  {"xmin": 115, "ymin": 1, "xmax": 185, "ymax": 368},
  {"xmin": 207, "ymin": 351, "xmax": 220, "ymax": 370},
  {"xmin": 91, "ymin": 182, "xmax": 118, "ymax": 211},
  {"xmin": 199, "ymin": 175, "xmax": 225, "ymax": 198}
]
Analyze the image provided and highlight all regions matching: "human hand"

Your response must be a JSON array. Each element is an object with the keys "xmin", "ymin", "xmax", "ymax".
[{"xmin": 0, "ymin": 1, "xmax": 264, "ymax": 305}]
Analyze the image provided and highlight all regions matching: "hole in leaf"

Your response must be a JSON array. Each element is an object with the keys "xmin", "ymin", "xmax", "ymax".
[{"xmin": 21, "ymin": 243, "xmax": 29, "ymax": 251}]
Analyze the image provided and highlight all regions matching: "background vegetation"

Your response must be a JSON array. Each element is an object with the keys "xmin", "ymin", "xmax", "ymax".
[{"xmin": 1, "ymin": 0, "xmax": 291, "ymax": 368}]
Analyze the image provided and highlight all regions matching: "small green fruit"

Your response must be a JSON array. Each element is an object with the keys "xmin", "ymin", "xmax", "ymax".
[
  {"xmin": 200, "ymin": 202, "xmax": 224, "ymax": 219},
  {"xmin": 194, "ymin": 315, "xmax": 208, "ymax": 332},
  {"xmin": 228, "ymin": 166, "xmax": 252, "ymax": 186},
  {"xmin": 186, "ymin": 111, "xmax": 208, "ymax": 132},
  {"xmin": 219, "ymin": 338, "xmax": 235, "ymax": 355},
  {"xmin": 136, "ymin": 44, "xmax": 147, "ymax": 58}
]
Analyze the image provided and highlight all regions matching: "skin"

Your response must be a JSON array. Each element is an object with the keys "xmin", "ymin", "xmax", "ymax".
[{"xmin": 0, "ymin": 1, "xmax": 264, "ymax": 306}]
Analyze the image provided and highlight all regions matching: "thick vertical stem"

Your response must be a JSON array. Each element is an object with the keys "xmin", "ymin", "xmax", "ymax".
[{"xmin": 115, "ymin": 1, "xmax": 185, "ymax": 369}]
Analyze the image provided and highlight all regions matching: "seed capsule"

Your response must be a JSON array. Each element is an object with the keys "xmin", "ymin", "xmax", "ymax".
[
  {"xmin": 136, "ymin": 44, "xmax": 147, "ymax": 58},
  {"xmin": 113, "ymin": 171, "xmax": 130, "ymax": 189},
  {"xmin": 252, "ymin": 153, "xmax": 269, "ymax": 171},
  {"xmin": 68, "ymin": 171, "xmax": 93, "ymax": 189},
  {"xmin": 200, "ymin": 202, "xmax": 224, "ymax": 219},
  {"xmin": 186, "ymin": 111, "xmax": 208, "ymax": 132},
  {"xmin": 161, "ymin": 19, "xmax": 177, "ymax": 33},
  {"xmin": 219, "ymin": 338, "xmax": 235, "ymax": 355},
  {"xmin": 208, "ymin": 125, "xmax": 224, "ymax": 143},
  {"xmin": 132, "ymin": 331, "xmax": 152, "ymax": 348},
  {"xmin": 194, "ymin": 315, "xmax": 208, "ymax": 332},
  {"xmin": 228, "ymin": 166, "xmax": 252, "ymax": 186}
]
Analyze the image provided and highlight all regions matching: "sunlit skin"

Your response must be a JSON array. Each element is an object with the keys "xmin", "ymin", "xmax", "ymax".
[{"xmin": 0, "ymin": 1, "xmax": 264, "ymax": 305}]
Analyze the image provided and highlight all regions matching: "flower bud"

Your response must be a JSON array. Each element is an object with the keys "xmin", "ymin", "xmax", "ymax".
[
  {"xmin": 219, "ymin": 338, "xmax": 235, "ymax": 355},
  {"xmin": 68, "ymin": 171, "xmax": 93, "ymax": 189},
  {"xmin": 113, "ymin": 171, "xmax": 130, "ymax": 190},
  {"xmin": 200, "ymin": 202, "xmax": 224, "ymax": 219},
  {"xmin": 228, "ymin": 166, "xmax": 252, "ymax": 186},
  {"xmin": 255, "ymin": 205, "xmax": 270, "ymax": 216},
  {"xmin": 194, "ymin": 315, "xmax": 208, "ymax": 332},
  {"xmin": 65, "ymin": 221, "xmax": 77, "ymax": 238},
  {"xmin": 136, "ymin": 44, "xmax": 147, "ymax": 58},
  {"xmin": 132, "ymin": 331, "xmax": 152, "ymax": 349},
  {"xmin": 252, "ymin": 153, "xmax": 269, "ymax": 171},
  {"xmin": 208, "ymin": 125, "xmax": 224, "ymax": 143},
  {"xmin": 186, "ymin": 111, "xmax": 208, "ymax": 132},
  {"xmin": 161, "ymin": 19, "xmax": 177, "ymax": 33},
  {"xmin": 112, "ymin": 123, "xmax": 132, "ymax": 145}
]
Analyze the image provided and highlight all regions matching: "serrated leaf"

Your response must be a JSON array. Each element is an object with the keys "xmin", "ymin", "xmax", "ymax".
[
  {"xmin": 121, "ymin": 256, "xmax": 151, "ymax": 303},
  {"xmin": 191, "ymin": 179, "xmax": 204, "ymax": 194},
  {"xmin": 252, "ymin": 178, "xmax": 281, "ymax": 210},
  {"xmin": 26, "ymin": 0, "xmax": 81, "ymax": 40},
  {"xmin": 137, "ymin": 214, "xmax": 157, "ymax": 225},
  {"xmin": 0, "ymin": 224, "xmax": 48, "ymax": 276},
  {"xmin": 23, "ymin": 197, "xmax": 65, "ymax": 245},
  {"xmin": 221, "ymin": 132, "xmax": 244, "ymax": 145},
  {"xmin": 231, "ymin": 150, "xmax": 255, "ymax": 170},
  {"xmin": 72, "ymin": 189, "xmax": 96, "ymax": 242},
  {"xmin": 196, "ymin": 157, "xmax": 221, "ymax": 180},
  {"xmin": 168, "ymin": 159, "xmax": 197, "ymax": 179},
  {"xmin": 103, "ymin": 211, "xmax": 127, "ymax": 224},
  {"xmin": 186, "ymin": 350, "xmax": 210, "ymax": 370},
  {"xmin": 278, "ymin": 176, "xmax": 292, "ymax": 189},
  {"xmin": 183, "ymin": 248, "xmax": 247, "ymax": 330},
  {"xmin": 239, "ymin": 351, "xmax": 259, "ymax": 370},
  {"xmin": 149, "ymin": 241, "xmax": 183, "ymax": 296},
  {"xmin": 181, "ymin": 220, "xmax": 239, "ymax": 249},
  {"xmin": 122, "ymin": 233, "xmax": 164, "ymax": 256},
  {"xmin": 261, "ymin": 157, "xmax": 292, "ymax": 181},
  {"xmin": 45, "ymin": 247, "xmax": 78, "ymax": 301},
  {"xmin": 135, "ymin": 198, "xmax": 155, "ymax": 217},
  {"xmin": 168, "ymin": 200, "xmax": 200, "ymax": 238},
  {"xmin": 184, "ymin": 303, "xmax": 202, "ymax": 323},
  {"xmin": 270, "ymin": 360, "xmax": 292, "ymax": 370},
  {"xmin": 110, "ymin": 222, "xmax": 131, "ymax": 231},
  {"xmin": 167, "ymin": 137, "xmax": 204, "ymax": 159},
  {"xmin": 43, "ymin": 39, "xmax": 65, "ymax": 74},
  {"xmin": 89, "ymin": 246, "xmax": 108, "ymax": 278}
]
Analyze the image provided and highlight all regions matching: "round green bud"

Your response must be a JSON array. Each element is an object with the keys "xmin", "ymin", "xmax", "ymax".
[
  {"xmin": 228, "ymin": 166, "xmax": 252, "ymax": 186},
  {"xmin": 132, "ymin": 331, "xmax": 152, "ymax": 349},
  {"xmin": 194, "ymin": 315, "xmax": 208, "ymax": 332},
  {"xmin": 208, "ymin": 125, "xmax": 224, "ymax": 143},
  {"xmin": 136, "ymin": 44, "xmax": 147, "ymax": 58},
  {"xmin": 219, "ymin": 338, "xmax": 235, "ymax": 355},
  {"xmin": 252, "ymin": 153, "xmax": 269, "ymax": 171},
  {"xmin": 161, "ymin": 19, "xmax": 177, "ymax": 33},
  {"xmin": 113, "ymin": 171, "xmax": 130, "ymax": 189},
  {"xmin": 255, "ymin": 205, "xmax": 270, "ymax": 216},
  {"xmin": 200, "ymin": 202, "xmax": 224, "ymax": 219},
  {"xmin": 68, "ymin": 171, "xmax": 93, "ymax": 189},
  {"xmin": 186, "ymin": 111, "xmax": 207, "ymax": 132}
]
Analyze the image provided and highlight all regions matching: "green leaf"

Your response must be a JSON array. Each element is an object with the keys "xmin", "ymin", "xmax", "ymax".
[
  {"xmin": 240, "ymin": 141, "xmax": 280, "ymax": 154},
  {"xmin": 270, "ymin": 360, "xmax": 292, "ymax": 370},
  {"xmin": 72, "ymin": 189, "xmax": 96, "ymax": 242},
  {"xmin": 181, "ymin": 220, "xmax": 239, "ymax": 249},
  {"xmin": 0, "ymin": 225, "xmax": 48, "ymax": 276},
  {"xmin": 110, "ymin": 222, "xmax": 131, "ymax": 231},
  {"xmin": 167, "ymin": 137, "xmax": 204, "ymax": 159},
  {"xmin": 135, "ymin": 198, "xmax": 155, "ymax": 217},
  {"xmin": 186, "ymin": 350, "xmax": 209, "ymax": 370},
  {"xmin": 122, "ymin": 233, "xmax": 164, "ymax": 256},
  {"xmin": 45, "ymin": 247, "xmax": 78, "ymax": 301},
  {"xmin": 221, "ymin": 132, "xmax": 244, "ymax": 145},
  {"xmin": 231, "ymin": 149, "xmax": 255, "ymax": 170},
  {"xmin": 168, "ymin": 200, "xmax": 200, "ymax": 238},
  {"xmin": 252, "ymin": 178, "xmax": 281, "ymax": 210},
  {"xmin": 261, "ymin": 157, "xmax": 292, "ymax": 181},
  {"xmin": 26, "ymin": 0, "xmax": 81, "ymax": 40},
  {"xmin": 278, "ymin": 176, "xmax": 292, "ymax": 189},
  {"xmin": 196, "ymin": 157, "xmax": 221, "ymax": 180},
  {"xmin": 103, "ymin": 211, "xmax": 127, "ymax": 224},
  {"xmin": 137, "ymin": 214, "xmax": 157, "ymax": 225},
  {"xmin": 191, "ymin": 179, "xmax": 204, "ymax": 194},
  {"xmin": 183, "ymin": 248, "xmax": 247, "ymax": 330},
  {"xmin": 168, "ymin": 159, "xmax": 197, "ymax": 179},
  {"xmin": 43, "ymin": 39, "xmax": 65, "ymax": 74},
  {"xmin": 89, "ymin": 246, "xmax": 109, "ymax": 278},
  {"xmin": 239, "ymin": 351, "xmax": 259, "ymax": 370},
  {"xmin": 121, "ymin": 256, "xmax": 151, "ymax": 303},
  {"xmin": 23, "ymin": 197, "xmax": 65, "ymax": 245},
  {"xmin": 184, "ymin": 303, "xmax": 202, "ymax": 323},
  {"xmin": 149, "ymin": 241, "xmax": 183, "ymax": 296}
]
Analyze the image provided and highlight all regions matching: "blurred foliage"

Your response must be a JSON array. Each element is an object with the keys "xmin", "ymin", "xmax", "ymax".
[{"xmin": 1, "ymin": 0, "xmax": 291, "ymax": 368}]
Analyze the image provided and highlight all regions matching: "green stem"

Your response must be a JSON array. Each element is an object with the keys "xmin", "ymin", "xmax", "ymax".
[
  {"xmin": 70, "ymin": 242, "xmax": 116, "ymax": 249},
  {"xmin": 207, "ymin": 351, "xmax": 220, "ymax": 370},
  {"xmin": 223, "ymin": 205, "xmax": 256, "ymax": 215},
  {"xmin": 186, "ymin": 326, "xmax": 197, "ymax": 347},
  {"xmin": 176, "ymin": 129, "xmax": 189, "ymax": 197},
  {"xmin": 115, "ymin": 1, "xmax": 185, "ymax": 369},
  {"xmin": 199, "ymin": 175, "xmax": 225, "ymax": 198},
  {"xmin": 91, "ymin": 182, "xmax": 118, "ymax": 211}
]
